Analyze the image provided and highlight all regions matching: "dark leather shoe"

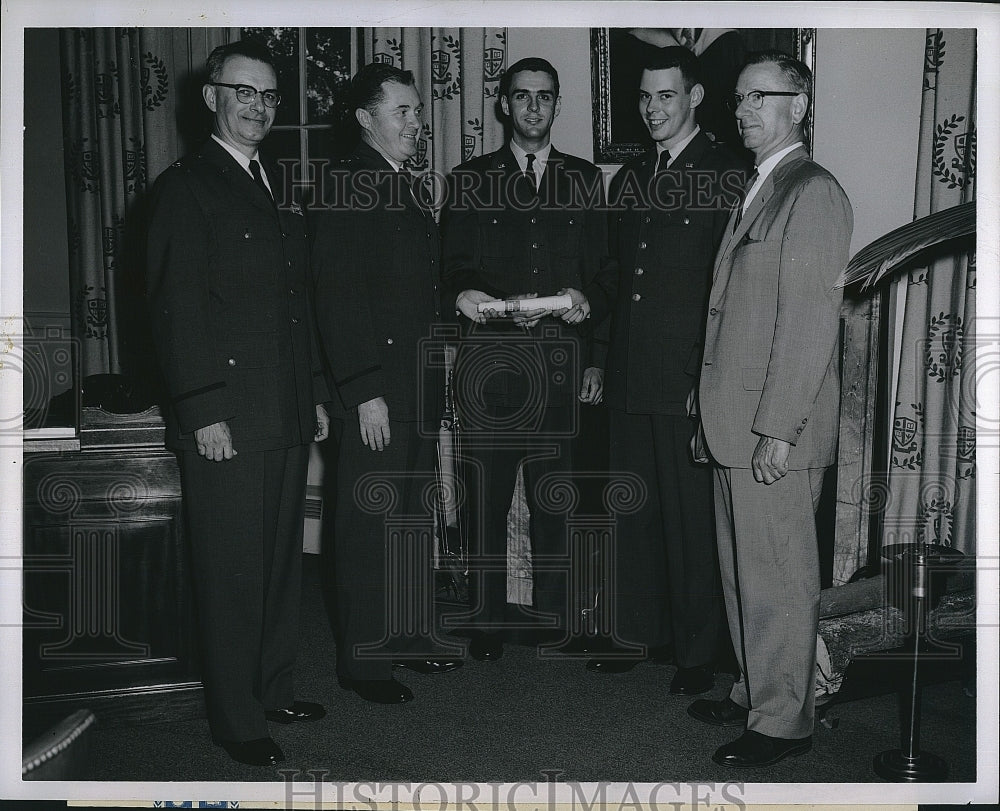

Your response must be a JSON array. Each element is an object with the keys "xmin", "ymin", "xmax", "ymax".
[
  {"xmin": 687, "ymin": 697, "xmax": 749, "ymax": 727},
  {"xmin": 265, "ymin": 700, "xmax": 326, "ymax": 724},
  {"xmin": 469, "ymin": 633, "xmax": 503, "ymax": 661},
  {"xmin": 218, "ymin": 737, "xmax": 284, "ymax": 767},
  {"xmin": 585, "ymin": 656, "xmax": 643, "ymax": 674},
  {"xmin": 669, "ymin": 665, "xmax": 714, "ymax": 696},
  {"xmin": 712, "ymin": 730, "xmax": 812, "ymax": 768},
  {"xmin": 394, "ymin": 658, "xmax": 464, "ymax": 675},
  {"xmin": 348, "ymin": 678, "xmax": 414, "ymax": 704},
  {"xmin": 546, "ymin": 636, "xmax": 596, "ymax": 656}
]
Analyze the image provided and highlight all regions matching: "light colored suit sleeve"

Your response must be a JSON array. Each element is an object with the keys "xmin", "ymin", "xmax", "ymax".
[{"xmin": 752, "ymin": 176, "xmax": 853, "ymax": 444}]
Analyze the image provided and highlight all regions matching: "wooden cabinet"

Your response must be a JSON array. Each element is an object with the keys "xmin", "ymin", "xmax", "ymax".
[{"xmin": 22, "ymin": 446, "xmax": 205, "ymax": 729}]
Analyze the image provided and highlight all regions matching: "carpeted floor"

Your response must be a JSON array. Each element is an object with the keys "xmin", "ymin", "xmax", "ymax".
[{"xmin": 81, "ymin": 554, "xmax": 978, "ymax": 786}]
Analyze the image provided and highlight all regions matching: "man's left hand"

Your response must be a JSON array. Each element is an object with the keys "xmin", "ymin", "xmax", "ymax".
[
  {"xmin": 752, "ymin": 435, "xmax": 791, "ymax": 484},
  {"xmin": 314, "ymin": 403, "xmax": 330, "ymax": 442},
  {"xmin": 579, "ymin": 367, "xmax": 604, "ymax": 404},
  {"xmin": 554, "ymin": 287, "xmax": 591, "ymax": 324}
]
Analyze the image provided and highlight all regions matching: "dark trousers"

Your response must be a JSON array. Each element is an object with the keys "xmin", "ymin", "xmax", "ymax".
[
  {"xmin": 331, "ymin": 418, "xmax": 450, "ymax": 680},
  {"xmin": 179, "ymin": 444, "xmax": 309, "ymax": 742},
  {"xmin": 459, "ymin": 404, "xmax": 576, "ymax": 633},
  {"xmin": 607, "ymin": 410, "xmax": 728, "ymax": 667}
]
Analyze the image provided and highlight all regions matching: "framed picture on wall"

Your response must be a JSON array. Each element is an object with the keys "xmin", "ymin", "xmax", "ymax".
[{"xmin": 591, "ymin": 28, "xmax": 816, "ymax": 163}]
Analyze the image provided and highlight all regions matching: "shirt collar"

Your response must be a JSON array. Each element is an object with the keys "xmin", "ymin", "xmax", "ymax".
[
  {"xmin": 510, "ymin": 140, "xmax": 553, "ymax": 175},
  {"xmin": 212, "ymin": 134, "xmax": 260, "ymax": 176},
  {"xmin": 755, "ymin": 142, "xmax": 805, "ymax": 184},
  {"xmin": 655, "ymin": 126, "xmax": 700, "ymax": 167}
]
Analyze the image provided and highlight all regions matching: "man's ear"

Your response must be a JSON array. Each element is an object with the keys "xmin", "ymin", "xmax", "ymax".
[
  {"xmin": 500, "ymin": 95, "xmax": 510, "ymax": 117},
  {"xmin": 553, "ymin": 96, "xmax": 562, "ymax": 119},
  {"xmin": 689, "ymin": 83, "xmax": 705, "ymax": 110},
  {"xmin": 202, "ymin": 83, "xmax": 217, "ymax": 113},
  {"xmin": 791, "ymin": 92, "xmax": 809, "ymax": 125},
  {"xmin": 355, "ymin": 107, "xmax": 372, "ymax": 132}
]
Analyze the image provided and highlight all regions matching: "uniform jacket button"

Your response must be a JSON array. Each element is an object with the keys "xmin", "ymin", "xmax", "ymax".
[
  {"xmin": 228, "ymin": 357, "xmax": 237, "ymax": 366},
  {"xmin": 243, "ymin": 230, "xmax": 251, "ymax": 239},
  {"xmin": 386, "ymin": 337, "xmax": 394, "ymax": 345},
  {"xmin": 632, "ymin": 293, "xmax": 641, "ymax": 301}
]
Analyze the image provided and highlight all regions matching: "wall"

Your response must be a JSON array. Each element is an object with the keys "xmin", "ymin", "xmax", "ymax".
[{"xmin": 813, "ymin": 29, "xmax": 926, "ymax": 256}]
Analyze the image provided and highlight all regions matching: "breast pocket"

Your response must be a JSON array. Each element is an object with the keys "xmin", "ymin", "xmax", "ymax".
[
  {"xmin": 545, "ymin": 214, "xmax": 583, "ymax": 257},
  {"xmin": 480, "ymin": 213, "xmax": 518, "ymax": 259}
]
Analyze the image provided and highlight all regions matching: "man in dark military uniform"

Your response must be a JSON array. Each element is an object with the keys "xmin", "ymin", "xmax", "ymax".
[
  {"xmin": 441, "ymin": 57, "xmax": 618, "ymax": 662},
  {"xmin": 591, "ymin": 46, "xmax": 748, "ymax": 693},
  {"xmin": 146, "ymin": 40, "xmax": 330, "ymax": 767},
  {"xmin": 311, "ymin": 63, "xmax": 463, "ymax": 706}
]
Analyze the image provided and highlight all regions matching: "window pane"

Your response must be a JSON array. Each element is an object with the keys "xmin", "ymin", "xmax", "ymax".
[
  {"xmin": 306, "ymin": 28, "xmax": 352, "ymax": 126},
  {"xmin": 242, "ymin": 27, "xmax": 301, "ymax": 126}
]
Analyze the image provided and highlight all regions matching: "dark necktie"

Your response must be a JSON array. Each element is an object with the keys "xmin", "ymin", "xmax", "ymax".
[
  {"xmin": 249, "ymin": 159, "xmax": 275, "ymax": 208},
  {"xmin": 733, "ymin": 168, "xmax": 759, "ymax": 230},
  {"xmin": 656, "ymin": 149, "xmax": 671, "ymax": 173},
  {"xmin": 515, "ymin": 153, "xmax": 537, "ymax": 205}
]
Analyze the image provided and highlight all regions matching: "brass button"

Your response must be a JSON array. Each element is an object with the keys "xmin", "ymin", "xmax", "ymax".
[
  {"xmin": 243, "ymin": 230, "xmax": 251, "ymax": 239},
  {"xmin": 639, "ymin": 241, "xmax": 647, "ymax": 250},
  {"xmin": 291, "ymin": 317, "xmax": 300, "ymax": 325},
  {"xmin": 228, "ymin": 357, "xmax": 236, "ymax": 366},
  {"xmin": 683, "ymin": 217, "xmax": 691, "ymax": 225},
  {"xmin": 635, "ymin": 268, "xmax": 644, "ymax": 276},
  {"xmin": 386, "ymin": 337, "xmax": 394, "ymax": 345},
  {"xmin": 632, "ymin": 293, "xmax": 641, "ymax": 301}
]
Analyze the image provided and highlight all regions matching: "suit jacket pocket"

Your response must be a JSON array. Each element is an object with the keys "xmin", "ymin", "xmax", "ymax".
[{"xmin": 741, "ymin": 367, "xmax": 767, "ymax": 391}]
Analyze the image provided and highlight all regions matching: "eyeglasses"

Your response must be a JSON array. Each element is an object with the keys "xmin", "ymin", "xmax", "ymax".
[
  {"xmin": 210, "ymin": 82, "xmax": 281, "ymax": 108},
  {"xmin": 727, "ymin": 90, "xmax": 802, "ymax": 112}
]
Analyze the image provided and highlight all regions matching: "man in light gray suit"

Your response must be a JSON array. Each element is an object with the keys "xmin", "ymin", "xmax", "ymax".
[{"xmin": 687, "ymin": 51, "xmax": 853, "ymax": 768}]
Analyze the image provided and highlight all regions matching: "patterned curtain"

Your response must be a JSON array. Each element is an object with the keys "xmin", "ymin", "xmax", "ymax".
[
  {"xmin": 60, "ymin": 28, "xmax": 233, "ymax": 381},
  {"xmin": 885, "ymin": 29, "xmax": 976, "ymax": 554},
  {"xmin": 363, "ymin": 28, "xmax": 507, "ymax": 176}
]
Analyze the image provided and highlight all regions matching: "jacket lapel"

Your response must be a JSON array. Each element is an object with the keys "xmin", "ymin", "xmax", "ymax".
[
  {"xmin": 713, "ymin": 146, "xmax": 809, "ymax": 282},
  {"xmin": 201, "ymin": 139, "xmax": 277, "ymax": 216}
]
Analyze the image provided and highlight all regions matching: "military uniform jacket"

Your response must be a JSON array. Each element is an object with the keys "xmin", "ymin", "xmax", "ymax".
[
  {"xmin": 441, "ymin": 145, "xmax": 617, "ymax": 409},
  {"xmin": 605, "ymin": 132, "xmax": 748, "ymax": 416},
  {"xmin": 146, "ymin": 138, "xmax": 329, "ymax": 452},
  {"xmin": 311, "ymin": 141, "xmax": 444, "ymax": 424}
]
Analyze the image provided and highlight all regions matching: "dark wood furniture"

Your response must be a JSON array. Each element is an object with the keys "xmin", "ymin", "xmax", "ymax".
[{"xmin": 22, "ymin": 409, "xmax": 205, "ymax": 730}]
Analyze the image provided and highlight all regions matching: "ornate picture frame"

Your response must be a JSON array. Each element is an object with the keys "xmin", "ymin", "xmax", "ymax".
[{"xmin": 591, "ymin": 28, "xmax": 816, "ymax": 163}]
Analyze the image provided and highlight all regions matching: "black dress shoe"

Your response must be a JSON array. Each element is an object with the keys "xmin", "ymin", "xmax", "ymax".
[
  {"xmin": 348, "ymin": 678, "xmax": 414, "ymax": 704},
  {"xmin": 687, "ymin": 697, "xmax": 750, "ymax": 727},
  {"xmin": 218, "ymin": 737, "xmax": 285, "ymax": 767},
  {"xmin": 393, "ymin": 658, "xmax": 464, "ymax": 675},
  {"xmin": 546, "ymin": 636, "xmax": 596, "ymax": 656},
  {"xmin": 711, "ymin": 730, "xmax": 812, "ymax": 768},
  {"xmin": 585, "ymin": 656, "xmax": 643, "ymax": 674},
  {"xmin": 469, "ymin": 633, "xmax": 503, "ymax": 661},
  {"xmin": 669, "ymin": 665, "xmax": 714, "ymax": 696},
  {"xmin": 265, "ymin": 700, "xmax": 326, "ymax": 724}
]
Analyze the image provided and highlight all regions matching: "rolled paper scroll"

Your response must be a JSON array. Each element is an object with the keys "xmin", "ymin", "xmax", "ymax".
[{"xmin": 476, "ymin": 294, "xmax": 574, "ymax": 315}]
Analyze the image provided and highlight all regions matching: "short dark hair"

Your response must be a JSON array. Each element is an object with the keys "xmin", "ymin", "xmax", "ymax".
[
  {"xmin": 349, "ymin": 63, "xmax": 416, "ymax": 114},
  {"xmin": 640, "ymin": 46, "xmax": 703, "ymax": 92},
  {"xmin": 206, "ymin": 39, "xmax": 277, "ymax": 82},
  {"xmin": 500, "ymin": 57, "xmax": 560, "ymax": 100}
]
